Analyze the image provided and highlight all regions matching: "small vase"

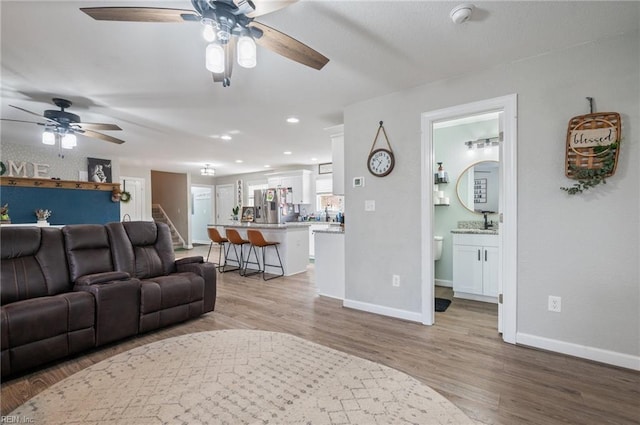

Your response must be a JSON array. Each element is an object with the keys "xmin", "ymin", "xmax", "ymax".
[{"xmin": 36, "ymin": 220, "xmax": 49, "ymax": 227}]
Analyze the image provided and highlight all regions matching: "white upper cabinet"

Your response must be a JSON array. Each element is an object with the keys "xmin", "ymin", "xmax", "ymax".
[{"xmin": 267, "ymin": 170, "xmax": 312, "ymax": 204}]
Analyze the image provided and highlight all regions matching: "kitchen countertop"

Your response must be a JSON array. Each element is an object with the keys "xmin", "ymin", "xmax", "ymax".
[
  {"xmin": 208, "ymin": 222, "xmax": 311, "ymax": 229},
  {"xmin": 314, "ymin": 227, "xmax": 345, "ymax": 234},
  {"xmin": 450, "ymin": 228, "xmax": 499, "ymax": 235}
]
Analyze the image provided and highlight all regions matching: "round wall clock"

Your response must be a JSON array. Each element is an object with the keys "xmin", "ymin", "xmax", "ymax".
[
  {"xmin": 367, "ymin": 148, "xmax": 395, "ymax": 177},
  {"xmin": 367, "ymin": 121, "xmax": 395, "ymax": 177}
]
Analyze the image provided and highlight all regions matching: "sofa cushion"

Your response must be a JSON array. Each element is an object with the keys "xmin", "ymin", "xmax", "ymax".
[
  {"xmin": 63, "ymin": 225, "xmax": 114, "ymax": 282},
  {"xmin": 107, "ymin": 221, "xmax": 176, "ymax": 279},
  {"xmin": 1, "ymin": 291, "xmax": 96, "ymax": 375},
  {"xmin": 140, "ymin": 273, "xmax": 204, "ymax": 313},
  {"xmin": 1, "ymin": 227, "xmax": 70, "ymax": 305}
]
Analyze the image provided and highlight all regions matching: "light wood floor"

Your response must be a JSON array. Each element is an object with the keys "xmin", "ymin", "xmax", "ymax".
[{"xmin": 2, "ymin": 245, "xmax": 639, "ymax": 424}]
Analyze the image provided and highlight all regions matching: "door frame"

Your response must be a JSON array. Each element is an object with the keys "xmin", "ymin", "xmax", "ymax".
[{"xmin": 420, "ymin": 94, "xmax": 518, "ymax": 344}]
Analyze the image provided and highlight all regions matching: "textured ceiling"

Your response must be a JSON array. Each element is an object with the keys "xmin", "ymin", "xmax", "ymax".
[{"xmin": 1, "ymin": 1, "xmax": 638, "ymax": 176}]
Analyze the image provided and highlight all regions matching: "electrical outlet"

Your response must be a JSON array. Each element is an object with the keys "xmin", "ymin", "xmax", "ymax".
[
  {"xmin": 548, "ymin": 295, "xmax": 561, "ymax": 312},
  {"xmin": 392, "ymin": 275, "xmax": 400, "ymax": 287}
]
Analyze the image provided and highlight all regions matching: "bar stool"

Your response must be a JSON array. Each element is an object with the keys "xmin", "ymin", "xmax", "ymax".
[
  {"xmin": 225, "ymin": 228, "xmax": 250, "ymax": 274},
  {"xmin": 244, "ymin": 229, "xmax": 284, "ymax": 281},
  {"xmin": 206, "ymin": 227, "xmax": 238, "ymax": 272}
]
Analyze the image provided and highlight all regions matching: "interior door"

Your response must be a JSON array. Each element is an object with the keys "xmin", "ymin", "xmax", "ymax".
[
  {"xmin": 119, "ymin": 177, "xmax": 146, "ymax": 221},
  {"xmin": 216, "ymin": 184, "xmax": 235, "ymax": 225}
]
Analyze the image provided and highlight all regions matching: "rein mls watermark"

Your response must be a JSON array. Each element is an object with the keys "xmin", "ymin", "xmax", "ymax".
[{"xmin": 0, "ymin": 416, "xmax": 34, "ymax": 424}]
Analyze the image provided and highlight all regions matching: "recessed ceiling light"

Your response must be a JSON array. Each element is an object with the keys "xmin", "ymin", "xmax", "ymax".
[
  {"xmin": 264, "ymin": 165, "xmax": 271, "ymax": 168},
  {"xmin": 283, "ymin": 151, "xmax": 292, "ymax": 155},
  {"xmin": 235, "ymin": 159, "xmax": 243, "ymax": 163},
  {"xmin": 221, "ymin": 135, "xmax": 232, "ymax": 141},
  {"xmin": 311, "ymin": 157, "xmax": 318, "ymax": 161},
  {"xmin": 286, "ymin": 117, "xmax": 299, "ymax": 124}
]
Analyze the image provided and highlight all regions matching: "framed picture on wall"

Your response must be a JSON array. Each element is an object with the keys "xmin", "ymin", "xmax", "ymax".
[
  {"xmin": 88, "ymin": 158, "xmax": 112, "ymax": 183},
  {"xmin": 318, "ymin": 162, "xmax": 333, "ymax": 174},
  {"xmin": 241, "ymin": 206, "xmax": 255, "ymax": 222}
]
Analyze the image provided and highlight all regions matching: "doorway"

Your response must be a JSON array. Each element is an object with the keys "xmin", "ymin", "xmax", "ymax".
[
  {"xmin": 191, "ymin": 185, "xmax": 214, "ymax": 244},
  {"xmin": 421, "ymin": 94, "xmax": 518, "ymax": 344}
]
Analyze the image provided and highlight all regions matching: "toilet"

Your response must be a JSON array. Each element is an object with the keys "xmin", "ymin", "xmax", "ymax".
[{"xmin": 434, "ymin": 236, "xmax": 443, "ymax": 261}]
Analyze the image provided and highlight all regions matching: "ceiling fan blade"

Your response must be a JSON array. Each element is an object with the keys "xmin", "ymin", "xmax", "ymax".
[
  {"xmin": 81, "ymin": 129, "xmax": 125, "ymax": 145},
  {"xmin": 249, "ymin": 22, "xmax": 328, "ymax": 70},
  {"xmin": 80, "ymin": 7, "xmax": 198, "ymax": 23},
  {"xmin": 76, "ymin": 122, "xmax": 122, "ymax": 131},
  {"xmin": 10, "ymin": 104, "xmax": 61, "ymax": 125},
  {"xmin": 243, "ymin": 0, "xmax": 298, "ymax": 18},
  {"xmin": 1, "ymin": 118, "xmax": 45, "ymax": 126},
  {"xmin": 9, "ymin": 104, "xmax": 43, "ymax": 118}
]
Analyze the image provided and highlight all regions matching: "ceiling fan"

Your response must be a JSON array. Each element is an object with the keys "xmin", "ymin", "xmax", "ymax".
[
  {"xmin": 80, "ymin": 0, "xmax": 329, "ymax": 87},
  {"xmin": 1, "ymin": 98, "xmax": 125, "ymax": 149}
]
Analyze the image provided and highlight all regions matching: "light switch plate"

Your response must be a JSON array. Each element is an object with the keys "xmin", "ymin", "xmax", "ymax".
[{"xmin": 365, "ymin": 200, "xmax": 375, "ymax": 212}]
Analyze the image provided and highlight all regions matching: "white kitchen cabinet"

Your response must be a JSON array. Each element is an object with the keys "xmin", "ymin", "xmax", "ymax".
[
  {"xmin": 452, "ymin": 233, "xmax": 499, "ymax": 303},
  {"xmin": 267, "ymin": 170, "xmax": 311, "ymax": 204}
]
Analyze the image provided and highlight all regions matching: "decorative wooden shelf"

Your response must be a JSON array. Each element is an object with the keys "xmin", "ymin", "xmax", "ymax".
[{"xmin": 0, "ymin": 177, "xmax": 120, "ymax": 192}]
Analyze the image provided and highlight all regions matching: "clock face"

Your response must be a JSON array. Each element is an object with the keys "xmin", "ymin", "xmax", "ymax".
[{"xmin": 367, "ymin": 148, "xmax": 395, "ymax": 177}]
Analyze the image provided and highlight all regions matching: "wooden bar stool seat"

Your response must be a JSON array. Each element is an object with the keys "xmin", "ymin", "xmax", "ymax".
[
  {"xmin": 225, "ymin": 228, "xmax": 250, "ymax": 274},
  {"xmin": 244, "ymin": 229, "xmax": 284, "ymax": 281},
  {"xmin": 206, "ymin": 227, "xmax": 238, "ymax": 273}
]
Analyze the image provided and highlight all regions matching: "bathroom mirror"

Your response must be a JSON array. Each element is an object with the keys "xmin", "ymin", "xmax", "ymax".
[{"xmin": 456, "ymin": 160, "xmax": 499, "ymax": 213}]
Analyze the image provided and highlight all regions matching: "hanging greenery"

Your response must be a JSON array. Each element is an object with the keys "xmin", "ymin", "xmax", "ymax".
[
  {"xmin": 560, "ymin": 142, "xmax": 619, "ymax": 195},
  {"xmin": 0, "ymin": 161, "xmax": 6, "ymax": 176}
]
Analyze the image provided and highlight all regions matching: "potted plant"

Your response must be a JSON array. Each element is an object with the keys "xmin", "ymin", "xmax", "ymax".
[{"xmin": 231, "ymin": 206, "xmax": 240, "ymax": 221}]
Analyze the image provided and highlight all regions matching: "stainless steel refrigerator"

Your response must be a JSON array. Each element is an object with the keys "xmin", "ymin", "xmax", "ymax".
[
  {"xmin": 254, "ymin": 188, "xmax": 297, "ymax": 224},
  {"xmin": 254, "ymin": 188, "xmax": 280, "ymax": 224}
]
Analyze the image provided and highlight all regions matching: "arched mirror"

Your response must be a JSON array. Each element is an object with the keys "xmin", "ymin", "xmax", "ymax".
[{"xmin": 456, "ymin": 160, "xmax": 499, "ymax": 213}]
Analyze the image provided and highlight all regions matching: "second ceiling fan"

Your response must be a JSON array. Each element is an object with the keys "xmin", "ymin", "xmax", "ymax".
[{"xmin": 81, "ymin": 0, "xmax": 329, "ymax": 87}]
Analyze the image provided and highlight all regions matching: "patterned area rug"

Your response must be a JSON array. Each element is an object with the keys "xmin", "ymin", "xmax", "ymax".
[{"xmin": 11, "ymin": 330, "xmax": 475, "ymax": 424}]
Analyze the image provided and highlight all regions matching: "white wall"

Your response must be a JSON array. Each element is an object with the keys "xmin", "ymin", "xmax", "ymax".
[{"xmin": 344, "ymin": 31, "xmax": 639, "ymax": 361}]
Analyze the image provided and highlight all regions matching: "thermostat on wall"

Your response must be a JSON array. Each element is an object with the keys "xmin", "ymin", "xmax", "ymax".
[{"xmin": 353, "ymin": 176, "xmax": 365, "ymax": 187}]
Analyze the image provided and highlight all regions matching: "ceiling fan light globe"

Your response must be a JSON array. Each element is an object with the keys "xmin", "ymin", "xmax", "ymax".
[
  {"xmin": 42, "ymin": 130, "xmax": 56, "ymax": 145},
  {"xmin": 202, "ymin": 24, "xmax": 217, "ymax": 43},
  {"xmin": 237, "ymin": 36, "xmax": 257, "ymax": 68},
  {"xmin": 205, "ymin": 43, "xmax": 225, "ymax": 73},
  {"xmin": 61, "ymin": 133, "xmax": 77, "ymax": 149}
]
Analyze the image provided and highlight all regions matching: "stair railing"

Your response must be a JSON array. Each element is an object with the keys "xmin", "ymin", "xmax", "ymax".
[{"xmin": 152, "ymin": 203, "xmax": 186, "ymax": 248}]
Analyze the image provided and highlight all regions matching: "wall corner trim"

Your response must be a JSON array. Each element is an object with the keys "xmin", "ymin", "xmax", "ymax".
[
  {"xmin": 343, "ymin": 299, "xmax": 422, "ymax": 323},
  {"xmin": 516, "ymin": 332, "xmax": 640, "ymax": 371}
]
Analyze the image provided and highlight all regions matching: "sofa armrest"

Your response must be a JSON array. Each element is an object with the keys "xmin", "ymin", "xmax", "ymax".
[
  {"xmin": 175, "ymin": 256, "xmax": 204, "ymax": 266},
  {"xmin": 75, "ymin": 271, "xmax": 131, "ymax": 286},
  {"xmin": 74, "ymin": 278, "xmax": 141, "ymax": 346},
  {"xmin": 176, "ymin": 261, "xmax": 217, "ymax": 312}
]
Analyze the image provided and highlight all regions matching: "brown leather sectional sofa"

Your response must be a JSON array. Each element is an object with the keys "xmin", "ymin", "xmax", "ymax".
[{"xmin": 0, "ymin": 221, "xmax": 216, "ymax": 378}]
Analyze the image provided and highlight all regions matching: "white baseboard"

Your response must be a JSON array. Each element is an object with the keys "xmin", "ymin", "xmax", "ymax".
[
  {"xmin": 343, "ymin": 299, "xmax": 422, "ymax": 323},
  {"xmin": 517, "ymin": 332, "xmax": 640, "ymax": 371},
  {"xmin": 435, "ymin": 279, "xmax": 452, "ymax": 288}
]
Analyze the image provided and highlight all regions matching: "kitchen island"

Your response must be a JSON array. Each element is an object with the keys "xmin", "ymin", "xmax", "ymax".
[{"xmin": 212, "ymin": 223, "xmax": 310, "ymax": 276}]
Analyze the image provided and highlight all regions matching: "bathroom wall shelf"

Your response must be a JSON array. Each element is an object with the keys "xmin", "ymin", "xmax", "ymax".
[{"xmin": 0, "ymin": 177, "xmax": 120, "ymax": 192}]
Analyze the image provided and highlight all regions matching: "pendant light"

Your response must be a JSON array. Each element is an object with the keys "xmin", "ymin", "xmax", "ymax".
[{"xmin": 200, "ymin": 164, "xmax": 216, "ymax": 176}]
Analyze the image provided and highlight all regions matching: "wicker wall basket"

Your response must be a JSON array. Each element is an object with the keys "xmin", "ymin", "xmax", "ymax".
[{"xmin": 565, "ymin": 112, "xmax": 621, "ymax": 178}]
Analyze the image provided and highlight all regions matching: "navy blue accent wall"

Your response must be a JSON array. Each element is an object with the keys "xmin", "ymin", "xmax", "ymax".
[{"xmin": 0, "ymin": 186, "xmax": 119, "ymax": 225}]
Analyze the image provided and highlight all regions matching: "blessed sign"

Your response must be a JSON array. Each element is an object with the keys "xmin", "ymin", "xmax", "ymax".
[
  {"xmin": 565, "ymin": 112, "xmax": 621, "ymax": 179},
  {"xmin": 569, "ymin": 126, "xmax": 617, "ymax": 149}
]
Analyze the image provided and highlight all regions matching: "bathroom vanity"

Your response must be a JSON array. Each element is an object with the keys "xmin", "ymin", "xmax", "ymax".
[{"xmin": 451, "ymin": 230, "xmax": 498, "ymax": 303}]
